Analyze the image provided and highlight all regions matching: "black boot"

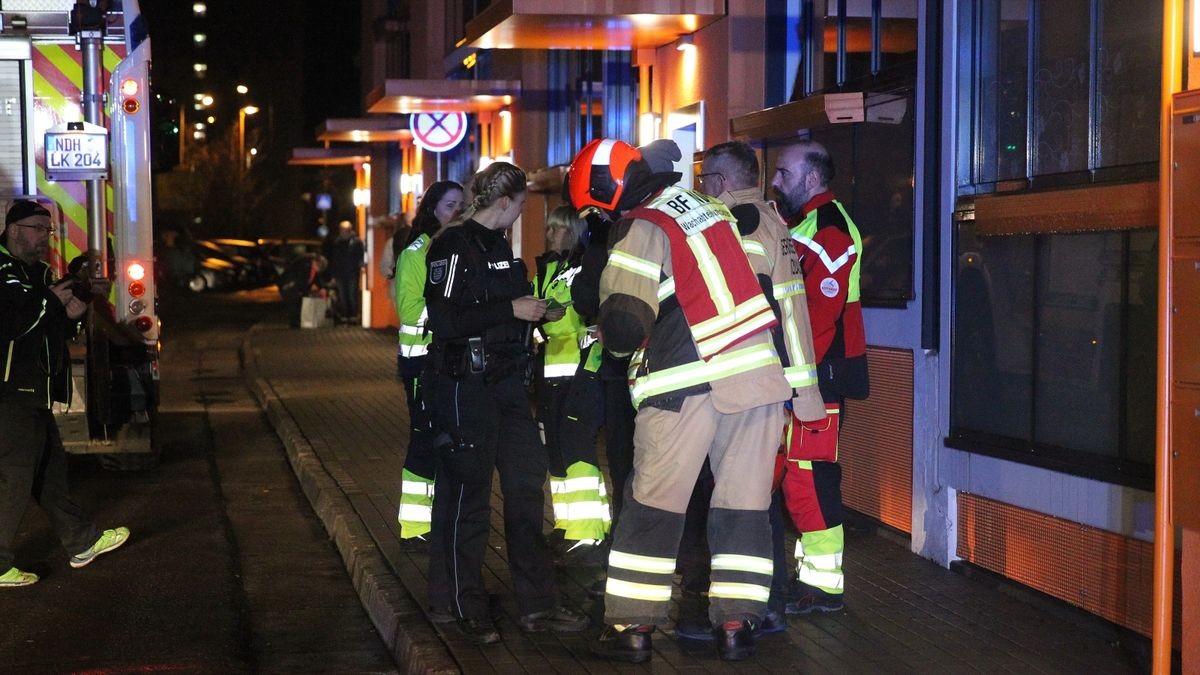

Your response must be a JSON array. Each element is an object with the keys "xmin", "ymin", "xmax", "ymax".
[
  {"xmin": 458, "ymin": 616, "xmax": 500, "ymax": 645},
  {"xmin": 591, "ymin": 624, "xmax": 653, "ymax": 663},
  {"xmin": 517, "ymin": 606, "xmax": 590, "ymax": 633},
  {"xmin": 714, "ymin": 619, "xmax": 757, "ymax": 661}
]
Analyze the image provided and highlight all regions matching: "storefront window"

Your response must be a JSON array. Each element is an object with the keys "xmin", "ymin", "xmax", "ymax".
[
  {"xmin": 950, "ymin": 224, "xmax": 1157, "ymax": 487},
  {"xmin": 958, "ymin": 0, "xmax": 1161, "ymax": 189}
]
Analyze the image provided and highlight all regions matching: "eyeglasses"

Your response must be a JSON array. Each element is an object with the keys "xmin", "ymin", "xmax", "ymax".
[
  {"xmin": 12, "ymin": 222, "xmax": 55, "ymax": 235},
  {"xmin": 697, "ymin": 172, "xmax": 725, "ymax": 187}
]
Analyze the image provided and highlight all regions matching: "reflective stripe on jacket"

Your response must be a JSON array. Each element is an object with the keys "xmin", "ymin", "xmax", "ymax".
[{"xmin": 395, "ymin": 234, "xmax": 432, "ymax": 358}]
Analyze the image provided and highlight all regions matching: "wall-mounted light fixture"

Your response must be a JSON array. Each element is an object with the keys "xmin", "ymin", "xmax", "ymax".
[
  {"xmin": 639, "ymin": 111, "xmax": 662, "ymax": 146},
  {"xmin": 400, "ymin": 173, "xmax": 424, "ymax": 196},
  {"xmin": 1194, "ymin": 0, "xmax": 1199, "ymax": 54},
  {"xmin": 676, "ymin": 34, "xmax": 695, "ymax": 51}
]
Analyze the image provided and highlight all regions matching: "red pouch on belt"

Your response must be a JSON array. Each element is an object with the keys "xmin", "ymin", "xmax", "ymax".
[
  {"xmin": 786, "ymin": 407, "xmax": 840, "ymax": 463},
  {"xmin": 772, "ymin": 446, "xmax": 786, "ymax": 491}
]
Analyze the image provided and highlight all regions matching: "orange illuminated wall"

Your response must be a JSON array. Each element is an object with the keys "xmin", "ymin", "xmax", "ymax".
[
  {"xmin": 840, "ymin": 347, "xmax": 913, "ymax": 534},
  {"xmin": 957, "ymin": 492, "xmax": 1182, "ymax": 639}
]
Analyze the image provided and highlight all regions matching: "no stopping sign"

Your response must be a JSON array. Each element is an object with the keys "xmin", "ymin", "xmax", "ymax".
[{"xmin": 411, "ymin": 112, "xmax": 468, "ymax": 153}]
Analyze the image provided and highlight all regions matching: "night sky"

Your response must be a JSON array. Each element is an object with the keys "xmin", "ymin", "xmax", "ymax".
[{"xmin": 140, "ymin": 0, "xmax": 362, "ymax": 236}]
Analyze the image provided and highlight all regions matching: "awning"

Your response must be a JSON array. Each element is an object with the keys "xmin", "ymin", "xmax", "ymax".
[
  {"xmin": 366, "ymin": 79, "xmax": 520, "ymax": 114},
  {"xmin": 316, "ymin": 118, "xmax": 411, "ymax": 143},
  {"xmin": 287, "ymin": 148, "xmax": 372, "ymax": 167},
  {"xmin": 729, "ymin": 92, "xmax": 908, "ymax": 141},
  {"xmin": 461, "ymin": 0, "xmax": 724, "ymax": 50}
]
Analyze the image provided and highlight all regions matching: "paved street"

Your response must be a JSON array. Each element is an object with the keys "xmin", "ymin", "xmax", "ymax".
[
  {"xmin": 0, "ymin": 290, "xmax": 1153, "ymax": 673},
  {"xmin": 1, "ymin": 288, "xmax": 395, "ymax": 674},
  {"xmin": 243, "ymin": 296, "xmax": 1150, "ymax": 674}
]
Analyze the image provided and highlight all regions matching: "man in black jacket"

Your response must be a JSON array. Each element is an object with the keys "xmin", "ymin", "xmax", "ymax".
[{"xmin": 0, "ymin": 200, "xmax": 130, "ymax": 588}]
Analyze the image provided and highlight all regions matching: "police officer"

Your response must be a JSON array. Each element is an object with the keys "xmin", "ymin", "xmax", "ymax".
[
  {"xmin": 567, "ymin": 140, "xmax": 792, "ymax": 663},
  {"xmin": 422, "ymin": 162, "xmax": 588, "ymax": 644}
]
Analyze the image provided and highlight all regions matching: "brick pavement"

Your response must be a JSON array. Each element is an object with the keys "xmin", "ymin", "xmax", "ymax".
[{"xmin": 244, "ymin": 323, "xmax": 1145, "ymax": 674}]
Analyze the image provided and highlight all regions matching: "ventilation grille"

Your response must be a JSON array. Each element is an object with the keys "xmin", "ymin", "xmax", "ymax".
[
  {"xmin": 841, "ymin": 346, "xmax": 913, "ymax": 533},
  {"xmin": 957, "ymin": 492, "xmax": 1182, "ymax": 638}
]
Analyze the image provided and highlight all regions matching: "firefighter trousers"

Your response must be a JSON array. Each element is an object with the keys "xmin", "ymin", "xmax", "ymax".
[
  {"xmin": 677, "ymin": 461, "xmax": 792, "ymax": 614},
  {"xmin": 426, "ymin": 370, "xmax": 557, "ymax": 621},
  {"xmin": 603, "ymin": 393, "xmax": 784, "ymax": 626}
]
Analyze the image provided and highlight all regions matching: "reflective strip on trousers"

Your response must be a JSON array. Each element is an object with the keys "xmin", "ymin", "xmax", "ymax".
[
  {"xmin": 709, "ymin": 582, "xmax": 771, "ymax": 602},
  {"xmin": 711, "ymin": 553, "xmax": 774, "ymax": 576},
  {"xmin": 795, "ymin": 525, "xmax": 845, "ymax": 593},
  {"xmin": 398, "ymin": 469, "xmax": 435, "ymax": 539},
  {"xmin": 609, "ymin": 550, "xmax": 676, "ymax": 575},
  {"xmin": 606, "ymin": 577, "xmax": 673, "ymax": 602},
  {"xmin": 549, "ymin": 463, "xmax": 611, "ymax": 540}
]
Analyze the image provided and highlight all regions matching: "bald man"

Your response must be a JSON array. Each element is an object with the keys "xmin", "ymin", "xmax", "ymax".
[{"xmin": 770, "ymin": 140, "xmax": 869, "ymax": 614}]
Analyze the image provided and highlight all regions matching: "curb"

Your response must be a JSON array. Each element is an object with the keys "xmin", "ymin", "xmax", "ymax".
[{"xmin": 241, "ymin": 325, "xmax": 460, "ymax": 675}]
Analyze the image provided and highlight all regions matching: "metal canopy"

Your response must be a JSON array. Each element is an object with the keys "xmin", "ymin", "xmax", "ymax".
[
  {"xmin": 461, "ymin": 0, "xmax": 724, "ymax": 50},
  {"xmin": 366, "ymin": 79, "xmax": 520, "ymax": 114},
  {"xmin": 287, "ymin": 148, "xmax": 371, "ymax": 167},
  {"xmin": 316, "ymin": 118, "xmax": 411, "ymax": 143}
]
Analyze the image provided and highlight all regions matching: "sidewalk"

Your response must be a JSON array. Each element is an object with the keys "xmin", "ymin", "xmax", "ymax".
[{"xmin": 243, "ymin": 323, "xmax": 1145, "ymax": 674}]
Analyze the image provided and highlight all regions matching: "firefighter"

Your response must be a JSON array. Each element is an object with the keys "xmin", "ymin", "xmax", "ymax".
[
  {"xmin": 771, "ymin": 139, "xmax": 869, "ymax": 614},
  {"xmin": 422, "ymin": 162, "xmax": 588, "ymax": 644},
  {"xmin": 533, "ymin": 206, "xmax": 611, "ymax": 557},
  {"xmin": 392, "ymin": 180, "xmax": 463, "ymax": 623},
  {"xmin": 566, "ymin": 139, "xmax": 792, "ymax": 663},
  {"xmin": 675, "ymin": 140, "xmax": 828, "ymax": 639}
]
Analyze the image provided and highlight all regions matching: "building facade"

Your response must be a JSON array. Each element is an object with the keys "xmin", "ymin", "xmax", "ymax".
[{"xmin": 324, "ymin": 0, "xmax": 1199, "ymax": 659}]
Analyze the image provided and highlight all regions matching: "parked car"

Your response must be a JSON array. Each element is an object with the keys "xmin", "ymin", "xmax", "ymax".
[
  {"xmin": 187, "ymin": 242, "xmax": 240, "ymax": 293},
  {"xmin": 207, "ymin": 238, "xmax": 275, "ymax": 285},
  {"xmin": 257, "ymin": 238, "xmax": 324, "ymax": 279}
]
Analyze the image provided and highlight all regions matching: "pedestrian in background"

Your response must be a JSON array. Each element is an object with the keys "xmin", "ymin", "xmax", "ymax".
[
  {"xmin": 533, "ymin": 206, "xmax": 610, "ymax": 562},
  {"xmin": 377, "ymin": 211, "xmax": 409, "ymax": 285},
  {"xmin": 422, "ymin": 162, "xmax": 587, "ymax": 644},
  {"xmin": 772, "ymin": 139, "xmax": 870, "ymax": 615},
  {"xmin": 392, "ymin": 179, "xmax": 463, "ymax": 624},
  {"xmin": 329, "ymin": 219, "xmax": 364, "ymax": 323},
  {"xmin": 0, "ymin": 200, "xmax": 130, "ymax": 588}
]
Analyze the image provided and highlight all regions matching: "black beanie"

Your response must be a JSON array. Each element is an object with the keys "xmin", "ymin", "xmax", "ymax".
[
  {"xmin": 6, "ymin": 200, "xmax": 50, "ymax": 226},
  {"xmin": 2, "ymin": 200, "xmax": 50, "ymax": 245}
]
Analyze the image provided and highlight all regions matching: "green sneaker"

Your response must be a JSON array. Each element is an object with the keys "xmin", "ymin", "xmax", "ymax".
[
  {"xmin": 0, "ymin": 567, "xmax": 39, "ymax": 587},
  {"xmin": 70, "ymin": 527, "xmax": 131, "ymax": 569}
]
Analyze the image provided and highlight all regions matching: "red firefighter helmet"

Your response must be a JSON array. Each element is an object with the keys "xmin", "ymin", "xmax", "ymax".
[{"xmin": 566, "ymin": 139, "xmax": 644, "ymax": 217}]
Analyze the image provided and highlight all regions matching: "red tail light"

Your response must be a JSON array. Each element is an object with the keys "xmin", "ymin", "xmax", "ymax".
[
  {"xmin": 127, "ymin": 262, "xmax": 146, "ymax": 281},
  {"xmin": 134, "ymin": 316, "xmax": 153, "ymax": 333}
]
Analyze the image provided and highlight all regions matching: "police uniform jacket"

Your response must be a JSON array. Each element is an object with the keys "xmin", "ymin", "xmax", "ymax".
[{"xmin": 423, "ymin": 219, "xmax": 531, "ymax": 368}]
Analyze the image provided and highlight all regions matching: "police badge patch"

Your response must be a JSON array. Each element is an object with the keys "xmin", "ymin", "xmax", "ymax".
[{"xmin": 429, "ymin": 259, "xmax": 448, "ymax": 284}]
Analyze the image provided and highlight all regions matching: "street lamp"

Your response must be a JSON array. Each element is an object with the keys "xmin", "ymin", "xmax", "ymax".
[{"xmin": 238, "ymin": 105, "xmax": 259, "ymax": 170}]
